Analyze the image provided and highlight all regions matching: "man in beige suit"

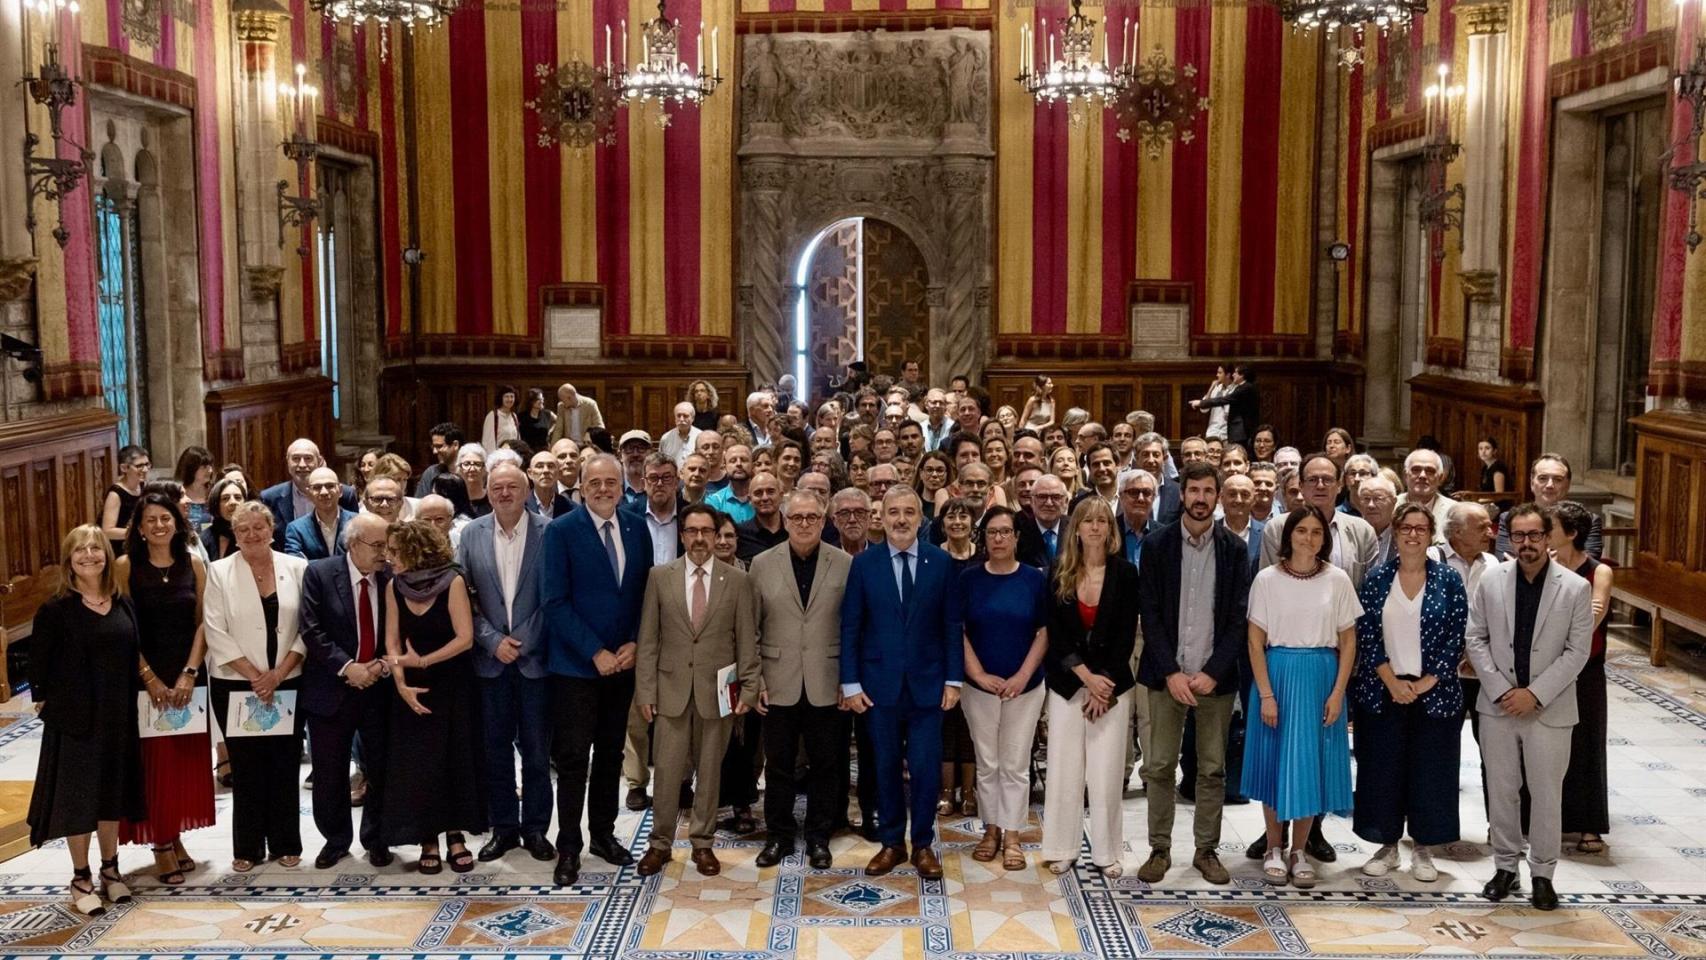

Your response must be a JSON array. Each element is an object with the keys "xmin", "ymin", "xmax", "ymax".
[
  {"xmin": 635, "ymin": 503, "xmax": 760, "ymax": 877},
  {"xmin": 751, "ymin": 489, "xmax": 851, "ymax": 870},
  {"xmin": 547, "ymin": 383, "xmax": 605, "ymax": 445}
]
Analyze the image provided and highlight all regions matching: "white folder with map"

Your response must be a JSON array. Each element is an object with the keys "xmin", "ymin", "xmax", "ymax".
[
  {"xmin": 136, "ymin": 688, "xmax": 209, "ymax": 739},
  {"xmin": 224, "ymin": 690, "xmax": 298, "ymax": 737}
]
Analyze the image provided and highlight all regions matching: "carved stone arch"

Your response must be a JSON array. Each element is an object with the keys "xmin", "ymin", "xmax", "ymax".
[
  {"xmin": 737, "ymin": 28, "xmax": 993, "ymax": 392},
  {"xmin": 133, "ymin": 147, "xmax": 159, "ymax": 186}
]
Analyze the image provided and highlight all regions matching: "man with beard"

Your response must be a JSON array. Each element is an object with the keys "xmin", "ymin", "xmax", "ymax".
[{"xmin": 704, "ymin": 444, "xmax": 755, "ymax": 522}]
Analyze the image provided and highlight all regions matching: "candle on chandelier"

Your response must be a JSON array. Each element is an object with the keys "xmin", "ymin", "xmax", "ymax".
[
  {"xmin": 621, "ymin": 20, "xmax": 628, "ymax": 68},
  {"xmin": 696, "ymin": 22, "xmax": 703, "ymax": 75},
  {"xmin": 605, "ymin": 24, "xmax": 612, "ymax": 70},
  {"xmin": 711, "ymin": 26, "xmax": 718, "ymax": 77}
]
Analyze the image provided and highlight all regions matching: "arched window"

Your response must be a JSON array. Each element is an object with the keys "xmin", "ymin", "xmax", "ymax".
[
  {"xmin": 94, "ymin": 141, "xmax": 147, "ymax": 448},
  {"xmin": 793, "ymin": 217, "xmax": 864, "ymax": 393}
]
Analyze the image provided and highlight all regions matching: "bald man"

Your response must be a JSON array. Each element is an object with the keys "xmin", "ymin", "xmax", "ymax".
[
  {"xmin": 260, "ymin": 437, "xmax": 359, "ymax": 548},
  {"xmin": 284, "ymin": 467, "xmax": 357, "ymax": 560}
]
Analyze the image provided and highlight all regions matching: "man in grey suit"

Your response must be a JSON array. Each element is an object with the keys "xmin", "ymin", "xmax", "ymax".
[
  {"xmin": 634, "ymin": 503, "xmax": 761, "ymax": 878},
  {"xmin": 1466, "ymin": 503, "xmax": 1592, "ymax": 911},
  {"xmin": 751, "ymin": 489, "xmax": 851, "ymax": 870},
  {"xmin": 455, "ymin": 461, "xmax": 557, "ymax": 864}
]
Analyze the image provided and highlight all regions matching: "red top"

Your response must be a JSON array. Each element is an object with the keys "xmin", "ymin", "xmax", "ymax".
[{"xmin": 1077, "ymin": 600, "xmax": 1098, "ymax": 631}]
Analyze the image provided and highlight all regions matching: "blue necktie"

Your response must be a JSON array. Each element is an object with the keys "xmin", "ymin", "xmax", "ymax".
[
  {"xmin": 1043, "ymin": 528, "xmax": 1058, "ymax": 559},
  {"xmin": 602, "ymin": 520, "xmax": 621, "ymax": 581},
  {"xmin": 898, "ymin": 551, "xmax": 914, "ymax": 606}
]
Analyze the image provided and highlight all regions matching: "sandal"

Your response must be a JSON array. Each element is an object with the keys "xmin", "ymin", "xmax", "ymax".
[
  {"xmin": 418, "ymin": 849, "xmax": 443, "ymax": 875},
  {"xmin": 972, "ymin": 826, "xmax": 1001, "ymax": 862},
  {"xmin": 1046, "ymin": 859, "xmax": 1072, "ymax": 875},
  {"xmin": 936, "ymin": 789, "xmax": 954, "ymax": 817},
  {"xmin": 1095, "ymin": 861, "xmax": 1123, "ymax": 878},
  {"xmin": 230, "ymin": 858, "xmax": 255, "ymax": 873},
  {"xmin": 69, "ymin": 867, "xmax": 105, "ymax": 917},
  {"xmin": 152, "ymin": 846, "xmax": 186, "ymax": 886},
  {"xmin": 447, "ymin": 834, "xmax": 475, "ymax": 874},
  {"xmin": 1577, "ymin": 834, "xmax": 1606, "ymax": 854},
  {"xmin": 277, "ymin": 855, "xmax": 301, "ymax": 868},
  {"xmin": 1289, "ymin": 851, "xmax": 1317, "ymax": 889},
  {"xmin": 961, "ymin": 790, "xmax": 979, "ymax": 819},
  {"xmin": 99, "ymin": 857, "xmax": 133, "ymax": 904},
  {"xmin": 214, "ymin": 760, "xmax": 234, "ymax": 788},
  {"xmin": 1002, "ymin": 835, "xmax": 1026, "ymax": 872},
  {"xmin": 172, "ymin": 839, "xmax": 196, "ymax": 873},
  {"xmin": 1262, "ymin": 848, "xmax": 1288, "ymax": 886}
]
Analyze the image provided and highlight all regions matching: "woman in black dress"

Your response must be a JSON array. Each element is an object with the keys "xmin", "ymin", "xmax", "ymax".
[
  {"xmin": 115, "ymin": 493, "xmax": 215, "ymax": 884},
  {"xmin": 382, "ymin": 520, "xmax": 485, "ymax": 873},
  {"xmin": 519, "ymin": 387, "xmax": 556, "ymax": 452},
  {"xmin": 99, "ymin": 444, "xmax": 151, "ymax": 554},
  {"xmin": 28, "ymin": 525, "xmax": 146, "ymax": 916},
  {"xmin": 1550, "ymin": 501, "xmax": 1613, "ymax": 852}
]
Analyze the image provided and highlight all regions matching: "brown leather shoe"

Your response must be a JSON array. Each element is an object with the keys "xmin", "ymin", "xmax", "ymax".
[
  {"xmin": 972, "ymin": 826, "xmax": 1002, "ymax": 862},
  {"xmin": 635, "ymin": 848, "xmax": 671, "ymax": 877},
  {"xmin": 865, "ymin": 845, "xmax": 908, "ymax": 876},
  {"xmin": 911, "ymin": 845, "xmax": 943, "ymax": 880},
  {"xmin": 690, "ymin": 848, "xmax": 721, "ymax": 877}
]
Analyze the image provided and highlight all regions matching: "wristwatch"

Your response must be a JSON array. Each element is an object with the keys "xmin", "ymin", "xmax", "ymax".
[{"xmin": 182, "ymin": 666, "xmax": 199, "ymax": 679}]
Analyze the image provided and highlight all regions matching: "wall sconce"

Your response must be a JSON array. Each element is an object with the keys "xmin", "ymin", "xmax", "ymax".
[
  {"xmin": 21, "ymin": 0, "xmax": 90, "ymax": 249},
  {"xmin": 1667, "ymin": 39, "xmax": 1706, "ymax": 254},
  {"xmin": 1419, "ymin": 63, "xmax": 1465, "ymax": 261},
  {"xmin": 276, "ymin": 62, "xmax": 320, "ymax": 256}
]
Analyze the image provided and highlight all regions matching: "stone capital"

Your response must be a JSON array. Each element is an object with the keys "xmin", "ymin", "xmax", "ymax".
[
  {"xmin": 244, "ymin": 263, "xmax": 285, "ymax": 300},
  {"xmin": 1460, "ymin": 0, "xmax": 1510, "ymax": 35},
  {"xmin": 233, "ymin": 0, "xmax": 290, "ymax": 43},
  {"xmin": 1459, "ymin": 268, "xmax": 1499, "ymax": 302},
  {"xmin": 0, "ymin": 257, "xmax": 37, "ymax": 302}
]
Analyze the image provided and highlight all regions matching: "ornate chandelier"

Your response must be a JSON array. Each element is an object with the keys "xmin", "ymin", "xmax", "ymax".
[
  {"xmin": 310, "ymin": 0, "xmax": 458, "ymax": 30},
  {"xmin": 528, "ymin": 60, "xmax": 620, "ymax": 148},
  {"xmin": 1115, "ymin": 45, "xmax": 1209, "ymax": 159},
  {"xmin": 1017, "ymin": 0, "xmax": 1130, "ymax": 119},
  {"xmin": 1418, "ymin": 63, "xmax": 1465, "ymax": 259},
  {"xmin": 609, "ymin": 0, "xmax": 720, "ymax": 111},
  {"xmin": 1280, "ymin": 0, "xmax": 1426, "ymax": 32}
]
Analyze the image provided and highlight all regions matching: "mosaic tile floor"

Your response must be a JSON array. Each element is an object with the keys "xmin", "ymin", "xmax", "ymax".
[{"xmin": 0, "ymin": 631, "xmax": 1704, "ymax": 959}]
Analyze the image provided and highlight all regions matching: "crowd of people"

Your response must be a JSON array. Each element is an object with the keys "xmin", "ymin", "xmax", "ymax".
[{"xmin": 30, "ymin": 363, "xmax": 1607, "ymax": 917}]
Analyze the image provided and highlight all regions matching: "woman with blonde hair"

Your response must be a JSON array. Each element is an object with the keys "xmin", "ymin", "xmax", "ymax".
[
  {"xmin": 28, "ymin": 525, "xmax": 146, "ymax": 915},
  {"xmin": 1049, "ymin": 445, "xmax": 1083, "ymax": 499},
  {"xmin": 203, "ymin": 501, "xmax": 310, "ymax": 872},
  {"xmin": 1040, "ymin": 497, "xmax": 1138, "ymax": 877}
]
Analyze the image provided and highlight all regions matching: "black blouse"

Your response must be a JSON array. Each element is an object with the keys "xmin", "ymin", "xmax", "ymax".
[{"xmin": 1044, "ymin": 556, "xmax": 1140, "ymax": 700}]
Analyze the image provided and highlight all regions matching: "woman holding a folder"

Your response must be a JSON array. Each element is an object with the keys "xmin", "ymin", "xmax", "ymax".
[
  {"xmin": 204, "ymin": 500, "xmax": 309, "ymax": 872},
  {"xmin": 114, "ymin": 492, "xmax": 215, "ymax": 884}
]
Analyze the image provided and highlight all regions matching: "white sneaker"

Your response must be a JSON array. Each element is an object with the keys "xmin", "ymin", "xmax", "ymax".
[
  {"xmin": 1361, "ymin": 844, "xmax": 1400, "ymax": 877},
  {"xmin": 1411, "ymin": 845, "xmax": 1438, "ymax": 882}
]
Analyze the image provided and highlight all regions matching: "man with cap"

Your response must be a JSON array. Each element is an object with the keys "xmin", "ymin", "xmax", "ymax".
[{"xmin": 619, "ymin": 430, "xmax": 653, "ymax": 506}]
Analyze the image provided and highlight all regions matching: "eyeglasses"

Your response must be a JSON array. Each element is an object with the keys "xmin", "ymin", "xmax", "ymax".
[
  {"xmin": 1507, "ymin": 530, "xmax": 1548, "ymax": 543},
  {"xmin": 1033, "ymin": 493, "xmax": 1066, "ymax": 503},
  {"xmin": 365, "ymin": 495, "xmax": 400, "ymax": 506},
  {"xmin": 785, "ymin": 513, "xmax": 824, "ymax": 524},
  {"xmin": 355, "ymin": 537, "xmax": 388, "ymax": 550},
  {"xmin": 1302, "ymin": 476, "xmax": 1337, "ymax": 487},
  {"xmin": 309, "ymin": 482, "xmax": 341, "ymax": 492},
  {"xmin": 645, "ymin": 475, "xmax": 676, "ymax": 485},
  {"xmin": 1121, "ymin": 489, "xmax": 1155, "ymax": 499},
  {"xmin": 984, "ymin": 527, "xmax": 1015, "ymax": 539},
  {"xmin": 834, "ymin": 509, "xmax": 871, "ymax": 520},
  {"xmin": 1396, "ymin": 524, "xmax": 1431, "ymax": 536}
]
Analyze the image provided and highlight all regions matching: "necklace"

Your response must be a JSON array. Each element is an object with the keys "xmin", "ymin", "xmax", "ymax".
[
  {"xmin": 149, "ymin": 557, "xmax": 174, "ymax": 583},
  {"xmin": 1279, "ymin": 560, "xmax": 1326, "ymax": 580}
]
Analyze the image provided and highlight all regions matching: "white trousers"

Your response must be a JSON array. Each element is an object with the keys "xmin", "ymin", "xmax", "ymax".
[
  {"xmin": 1041, "ymin": 688, "xmax": 1131, "ymax": 867},
  {"xmin": 960, "ymin": 684, "xmax": 1047, "ymax": 831}
]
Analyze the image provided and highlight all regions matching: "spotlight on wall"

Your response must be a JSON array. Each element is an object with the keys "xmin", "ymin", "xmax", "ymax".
[{"xmin": 1, "ymin": 334, "xmax": 44, "ymax": 384}]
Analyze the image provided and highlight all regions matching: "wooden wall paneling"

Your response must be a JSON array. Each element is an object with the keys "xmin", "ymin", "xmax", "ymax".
[
  {"xmin": 0, "ymin": 410, "xmax": 120, "ymax": 629},
  {"xmin": 203, "ymin": 377, "xmax": 336, "ymax": 489},
  {"xmin": 1407, "ymin": 374, "xmax": 1544, "ymax": 494},
  {"xmin": 1629, "ymin": 411, "xmax": 1706, "ymax": 590}
]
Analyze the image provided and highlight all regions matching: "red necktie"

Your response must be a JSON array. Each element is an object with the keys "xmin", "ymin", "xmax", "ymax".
[{"xmin": 357, "ymin": 577, "xmax": 375, "ymax": 662}]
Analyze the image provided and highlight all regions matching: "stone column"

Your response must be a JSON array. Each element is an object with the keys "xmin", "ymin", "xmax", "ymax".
[
  {"xmin": 740, "ymin": 160, "xmax": 789, "ymax": 387},
  {"xmin": 1458, "ymin": 0, "xmax": 1509, "ymax": 300},
  {"xmin": 0, "ymin": 0, "xmax": 36, "ymax": 283},
  {"xmin": 234, "ymin": 0, "xmax": 289, "ymax": 305},
  {"xmin": 937, "ymin": 158, "xmax": 986, "ymax": 383}
]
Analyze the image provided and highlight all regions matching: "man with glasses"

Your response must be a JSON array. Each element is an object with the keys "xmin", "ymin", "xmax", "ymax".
[
  {"xmin": 1134, "ymin": 433, "xmax": 1182, "ymax": 525},
  {"xmin": 1398, "ymin": 449, "xmax": 1457, "ymax": 541},
  {"xmin": 750, "ymin": 490, "xmax": 852, "ymax": 870},
  {"xmin": 618, "ymin": 453, "xmax": 687, "ymax": 811},
  {"xmin": 361, "ymin": 478, "xmax": 407, "ymax": 524},
  {"xmin": 1339, "ymin": 454, "xmax": 1380, "ymax": 518},
  {"xmin": 1017, "ymin": 475, "xmax": 1070, "ymax": 569},
  {"xmin": 1116, "ymin": 468, "xmax": 1159, "ymax": 568},
  {"xmin": 299, "ymin": 512, "xmax": 394, "ymax": 869},
  {"xmin": 1468, "ymin": 504, "xmax": 1593, "ymax": 911},
  {"xmin": 456, "ymin": 462, "xmax": 557, "ymax": 865},
  {"xmin": 285, "ymin": 467, "xmax": 356, "ymax": 560},
  {"xmin": 1494, "ymin": 454, "xmax": 1601, "ymax": 559},
  {"xmin": 263, "ymin": 437, "xmax": 359, "ymax": 548}
]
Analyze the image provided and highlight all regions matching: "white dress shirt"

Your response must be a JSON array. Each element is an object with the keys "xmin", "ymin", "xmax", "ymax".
[{"xmin": 493, "ymin": 513, "xmax": 528, "ymax": 625}]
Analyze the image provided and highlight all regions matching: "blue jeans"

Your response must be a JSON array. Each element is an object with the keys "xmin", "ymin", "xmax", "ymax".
[{"xmin": 481, "ymin": 670, "xmax": 553, "ymax": 837}]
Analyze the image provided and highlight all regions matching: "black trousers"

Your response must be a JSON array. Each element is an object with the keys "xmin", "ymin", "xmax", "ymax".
[
  {"xmin": 1351, "ymin": 701, "xmax": 1462, "ymax": 846},
  {"xmin": 551, "ymin": 671, "xmax": 633, "ymax": 855},
  {"xmin": 762, "ymin": 701, "xmax": 845, "ymax": 845},
  {"xmin": 306, "ymin": 682, "xmax": 391, "ymax": 855},
  {"xmin": 720, "ymin": 713, "xmax": 763, "ymax": 809},
  {"xmin": 837, "ymin": 713, "xmax": 878, "ymax": 827},
  {"xmin": 212, "ymin": 678, "xmax": 304, "ymax": 863}
]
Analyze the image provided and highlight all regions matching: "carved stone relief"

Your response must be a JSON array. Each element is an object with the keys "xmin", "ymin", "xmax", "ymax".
[{"xmin": 738, "ymin": 29, "xmax": 993, "ymax": 386}]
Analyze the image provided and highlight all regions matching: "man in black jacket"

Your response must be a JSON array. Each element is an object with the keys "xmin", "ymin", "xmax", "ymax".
[
  {"xmin": 1190, "ymin": 364, "xmax": 1260, "ymax": 447},
  {"xmin": 1134, "ymin": 462, "xmax": 1249, "ymax": 886}
]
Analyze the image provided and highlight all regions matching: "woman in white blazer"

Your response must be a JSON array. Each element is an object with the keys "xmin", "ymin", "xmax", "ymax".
[{"xmin": 203, "ymin": 501, "xmax": 309, "ymax": 872}]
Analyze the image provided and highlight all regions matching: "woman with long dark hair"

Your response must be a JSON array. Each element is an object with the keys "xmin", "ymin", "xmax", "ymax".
[
  {"xmin": 174, "ymin": 446, "xmax": 216, "ymax": 536},
  {"xmin": 200, "ymin": 477, "xmax": 251, "ymax": 562},
  {"xmin": 481, "ymin": 385, "xmax": 522, "ymax": 452},
  {"xmin": 1550, "ymin": 501, "xmax": 1613, "ymax": 853},
  {"xmin": 520, "ymin": 388, "xmax": 555, "ymax": 451}
]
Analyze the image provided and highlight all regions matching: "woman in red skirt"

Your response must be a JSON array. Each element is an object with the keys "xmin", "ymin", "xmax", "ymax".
[{"xmin": 114, "ymin": 491, "xmax": 217, "ymax": 884}]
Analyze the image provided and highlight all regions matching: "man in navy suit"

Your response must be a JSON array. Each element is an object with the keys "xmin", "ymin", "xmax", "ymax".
[
  {"xmin": 298, "ymin": 512, "xmax": 394, "ymax": 869},
  {"xmin": 840, "ymin": 485, "xmax": 964, "ymax": 880},
  {"xmin": 457, "ymin": 461, "xmax": 556, "ymax": 864},
  {"xmin": 260, "ymin": 438, "xmax": 358, "ymax": 548},
  {"xmin": 284, "ymin": 467, "xmax": 356, "ymax": 560},
  {"xmin": 540, "ymin": 454, "xmax": 653, "ymax": 886}
]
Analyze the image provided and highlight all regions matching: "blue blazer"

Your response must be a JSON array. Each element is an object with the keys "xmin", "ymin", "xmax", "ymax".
[
  {"xmin": 839, "ymin": 539, "xmax": 964, "ymax": 707},
  {"xmin": 540, "ymin": 505, "xmax": 652, "ymax": 678},
  {"xmin": 298, "ymin": 555, "xmax": 390, "ymax": 718},
  {"xmin": 456, "ymin": 511, "xmax": 549, "ymax": 680},
  {"xmin": 1350, "ymin": 556, "xmax": 1467, "ymax": 719},
  {"xmin": 260, "ymin": 481, "xmax": 359, "ymax": 549},
  {"xmin": 283, "ymin": 508, "xmax": 356, "ymax": 560}
]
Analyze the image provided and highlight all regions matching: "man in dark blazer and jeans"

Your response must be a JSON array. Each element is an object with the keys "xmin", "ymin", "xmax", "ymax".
[
  {"xmin": 1134, "ymin": 462, "xmax": 1250, "ymax": 886},
  {"xmin": 298, "ymin": 512, "xmax": 394, "ymax": 870}
]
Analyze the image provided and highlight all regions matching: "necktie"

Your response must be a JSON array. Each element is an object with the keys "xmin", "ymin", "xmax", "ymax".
[
  {"xmin": 602, "ymin": 520, "xmax": 621, "ymax": 581},
  {"xmin": 899, "ymin": 551, "xmax": 914, "ymax": 606},
  {"xmin": 357, "ymin": 576, "xmax": 375, "ymax": 662},
  {"xmin": 691, "ymin": 567, "xmax": 708, "ymax": 630},
  {"xmin": 1044, "ymin": 528, "xmax": 1059, "ymax": 559}
]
